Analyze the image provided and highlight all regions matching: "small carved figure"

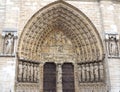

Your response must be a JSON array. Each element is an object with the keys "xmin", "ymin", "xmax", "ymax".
[
  {"xmin": 78, "ymin": 65, "xmax": 82, "ymax": 82},
  {"xmin": 86, "ymin": 64, "xmax": 90, "ymax": 81},
  {"xmin": 23, "ymin": 63, "xmax": 27, "ymax": 81},
  {"xmin": 109, "ymin": 36, "xmax": 119, "ymax": 56},
  {"xmin": 58, "ymin": 45, "xmax": 63, "ymax": 52},
  {"xmin": 90, "ymin": 64, "xmax": 94, "ymax": 82},
  {"xmin": 94, "ymin": 63, "xmax": 99, "ymax": 81},
  {"xmin": 99, "ymin": 62, "xmax": 104, "ymax": 81},
  {"xmin": 27, "ymin": 63, "xmax": 30, "ymax": 81},
  {"xmin": 33, "ymin": 65, "xmax": 37, "ymax": 82},
  {"xmin": 34, "ymin": 65, "xmax": 38, "ymax": 82},
  {"xmin": 30, "ymin": 64, "xmax": 34, "ymax": 81},
  {"xmin": 57, "ymin": 64, "xmax": 62, "ymax": 83},
  {"xmin": 4, "ymin": 33, "xmax": 14, "ymax": 54},
  {"xmin": 81, "ymin": 65, "xmax": 85, "ymax": 82}
]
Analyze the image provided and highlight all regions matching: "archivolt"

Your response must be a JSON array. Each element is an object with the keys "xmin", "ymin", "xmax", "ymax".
[{"xmin": 18, "ymin": 1, "xmax": 104, "ymax": 63}]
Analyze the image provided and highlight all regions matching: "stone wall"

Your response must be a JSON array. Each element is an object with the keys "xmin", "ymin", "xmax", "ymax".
[
  {"xmin": 107, "ymin": 59, "xmax": 120, "ymax": 92},
  {"xmin": 0, "ymin": 57, "xmax": 16, "ymax": 92},
  {"xmin": 114, "ymin": 1, "xmax": 120, "ymax": 34},
  {"xmin": 0, "ymin": 0, "xmax": 6, "ymax": 53}
]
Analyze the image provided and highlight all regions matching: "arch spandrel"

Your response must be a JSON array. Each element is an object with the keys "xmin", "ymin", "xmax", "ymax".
[{"xmin": 18, "ymin": 1, "xmax": 104, "ymax": 63}]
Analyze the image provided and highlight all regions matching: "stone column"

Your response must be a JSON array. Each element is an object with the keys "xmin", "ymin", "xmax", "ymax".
[
  {"xmin": 39, "ymin": 62, "xmax": 44, "ymax": 92},
  {"xmin": 56, "ymin": 63, "xmax": 62, "ymax": 92},
  {"xmin": 74, "ymin": 64, "xmax": 79, "ymax": 92}
]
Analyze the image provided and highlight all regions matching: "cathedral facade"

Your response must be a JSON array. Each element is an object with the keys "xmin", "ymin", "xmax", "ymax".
[{"xmin": 0, "ymin": 0, "xmax": 120, "ymax": 92}]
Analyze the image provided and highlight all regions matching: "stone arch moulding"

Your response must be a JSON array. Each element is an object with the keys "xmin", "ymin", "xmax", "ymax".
[{"xmin": 17, "ymin": 0, "xmax": 105, "ymax": 63}]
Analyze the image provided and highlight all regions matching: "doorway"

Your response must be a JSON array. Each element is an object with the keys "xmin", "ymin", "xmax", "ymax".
[
  {"xmin": 43, "ymin": 63, "xmax": 75, "ymax": 92},
  {"xmin": 43, "ymin": 62, "xmax": 56, "ymax": 92},
  {"xmin": 62, "ymin": 63, "xmax": 75, "ymax": 92}
]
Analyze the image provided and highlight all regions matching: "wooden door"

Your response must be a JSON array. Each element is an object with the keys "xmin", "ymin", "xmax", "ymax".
[
  {"xmin": 62, "ymin": 63, "xmax": 75, "ymax": 92},
  {"xmin": 43, "ymin": 62, "xmax": 56, "ymax": 92}
]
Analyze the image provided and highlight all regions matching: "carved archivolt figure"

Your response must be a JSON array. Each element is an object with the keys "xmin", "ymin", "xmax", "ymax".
[{"xmin": 4, "ymin": 33, "xmax": 14, "ymax": 54}]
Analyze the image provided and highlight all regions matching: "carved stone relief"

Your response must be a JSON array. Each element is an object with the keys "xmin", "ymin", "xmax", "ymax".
[
  {"xmin": 105, "ymin": 34, "xmax": 119, "ymax": 57},
  {"xmin": 78, "ymin": 61, "xmax": 104, "ymax": 83},
  {"xmin": 17, "ymin": 60, "xmax": 39, "ymax": 83},
  {"xmin": 2, "ymin": 30, "xmax": 17, "ymax": 55},
  {"xmin": 18, "ymin": 2, "xmax": 103, "ymax": 62},
  {"xmin": 40, "ymin": 30, "xmax": 75, "ymax": 63},
  {"xmin": 16, "ymin": 83, "xmax": 39, "ymax": 92},
  {"xmin": 16, "ymin": 1, "xmax": 105, "ymax": 92}
]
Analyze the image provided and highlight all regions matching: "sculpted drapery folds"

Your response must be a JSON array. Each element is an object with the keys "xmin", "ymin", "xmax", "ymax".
[
  {"xmin": 2, "ymin": 31, "xmax": 17, "ymax": 55},
  {"xmin": 5, "ymin": 33, "xmax": 14, "ymax": 54},
  {"xmin": 106, "ymin": 34, "xmax": 119, "ymax": 57}
]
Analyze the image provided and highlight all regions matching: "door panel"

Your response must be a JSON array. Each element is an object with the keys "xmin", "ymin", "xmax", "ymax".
[
  {"xmin": 62, "ymin": 63, "xmax": 75, "ymax": 92},
  {"xmin": 43, "ymin": 63, "xmax": 56, "ymax": 92}
]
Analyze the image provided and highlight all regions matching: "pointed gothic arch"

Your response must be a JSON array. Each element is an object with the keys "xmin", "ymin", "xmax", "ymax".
[{"xmin": 17, "ymin": 1, "xmax": 104, "ymax": 62}]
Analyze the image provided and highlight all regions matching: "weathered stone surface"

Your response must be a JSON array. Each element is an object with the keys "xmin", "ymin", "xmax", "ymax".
[
  {"xmin": 0, "ymin": 57, "xmax": 16, "ymax": 92},
  {"xmin": 0, "ymin": 0, "xmax": 120, "ymax": 92}
]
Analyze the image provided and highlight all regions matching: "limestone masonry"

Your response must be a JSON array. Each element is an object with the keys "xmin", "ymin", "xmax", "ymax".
[{"xmin": 0, "ymin": 0, "xmax": 120, "ymax": 92}]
